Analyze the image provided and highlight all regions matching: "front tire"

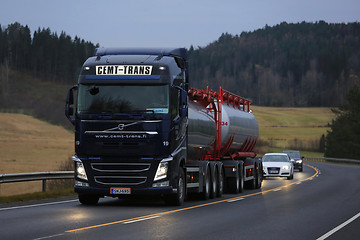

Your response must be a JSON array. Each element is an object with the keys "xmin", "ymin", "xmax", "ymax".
[
  {"xmin": 78, "ymin": 194, "xmax": 99, "ymax": 205},
  {"xmin": 287, "ymin": 173, "xmax": 294, "ymax": 180},
  {"xmin": 164, "ymin": 167, "xmax": 185, "ymax": 206}
]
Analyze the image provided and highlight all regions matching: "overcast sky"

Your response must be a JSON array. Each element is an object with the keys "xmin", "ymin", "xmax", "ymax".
[{"xmin": 1, "ymin": 0, "xmax": 359, "ymax": 49}]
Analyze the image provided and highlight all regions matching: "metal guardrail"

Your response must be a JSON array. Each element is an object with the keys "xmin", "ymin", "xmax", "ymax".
[
  {"xmin": 305, "ymin": 157, "xmax": 360, "ymax": 164},
  {"xmin": 0, "ymin": 171, "xmax": 74, "ymax": 193}
]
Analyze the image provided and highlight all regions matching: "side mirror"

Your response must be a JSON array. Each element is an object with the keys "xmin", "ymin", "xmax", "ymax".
[
  {"xmin": 65, "ymin": 85, "xmax": 78, "ymax": 125},
  {"xmin": 173, "ymin": 86, "xmax": 188, "ymax": 125}
]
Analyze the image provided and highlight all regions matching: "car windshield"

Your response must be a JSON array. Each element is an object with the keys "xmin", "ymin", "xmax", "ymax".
[
  {"xmin": 262, "ymin": 155, "xmax": 289, "ymax": 162},
  {"xmin": 77, "ymin": 84, "xmax": 169, "ymax": 114},
  {"xmin": 284, "ymin": 151, "xmax": 301, "ymax": 159}
]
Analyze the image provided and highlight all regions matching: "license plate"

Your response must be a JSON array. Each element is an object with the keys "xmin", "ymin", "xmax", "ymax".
[
  {"xmin": 269, "ymin": 170, "xmax": 279, "ymax": 174},
  {"xmin": 110, "ymin": 187, "xmax": 131, "ymax": 195}
]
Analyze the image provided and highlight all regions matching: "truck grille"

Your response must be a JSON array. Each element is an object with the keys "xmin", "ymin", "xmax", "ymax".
[
  {"xmin": 94, "ymin": 176, "xmax": 147, "ymax": 185},
  {"xmin": 91, "ymin": 163, "xmax": 150, "ymax": 173},
  {"xmin": 91, "ymin": 162, "xmax": 151, "ymax": 186}
]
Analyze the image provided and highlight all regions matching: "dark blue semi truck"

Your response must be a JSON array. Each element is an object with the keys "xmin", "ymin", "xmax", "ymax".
[{"xmin": 65, "ymin": 48, "xmax": 261, "ymax": 205}]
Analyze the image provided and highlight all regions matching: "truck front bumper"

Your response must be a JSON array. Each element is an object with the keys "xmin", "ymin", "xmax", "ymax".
[{"xmin": 74, "ymin": 185, "xmax": 176, "ymax": 197}]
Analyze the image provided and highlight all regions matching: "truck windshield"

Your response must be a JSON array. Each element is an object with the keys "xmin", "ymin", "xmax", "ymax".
[{"xmin": 77, "ymin": 84, "xmax": 169, "ymax": 114}]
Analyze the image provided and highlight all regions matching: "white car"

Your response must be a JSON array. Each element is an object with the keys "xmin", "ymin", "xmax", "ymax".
[{"xmin": 262, "ymin": 153, "xmax": 294, "ymax": 180}]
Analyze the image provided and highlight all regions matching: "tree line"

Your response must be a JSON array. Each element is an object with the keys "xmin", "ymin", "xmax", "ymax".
[
  {"xmin": 188, "ymin": 21, "xmax": 360, "ymax": 107},
  {"xmin": 0, "ymin": 22, "xmax": 98, "ymax": 84}
]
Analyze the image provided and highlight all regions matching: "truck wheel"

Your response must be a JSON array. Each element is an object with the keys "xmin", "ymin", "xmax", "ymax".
[
  {"xmin": 210, "ymin": 168, "xmax": 218, "ymax": 199},
  {"xmin": 255, "ymin": 162, "xmax": 262, "ymax": 189},
  {"xmin": 201, "ymin": 167, "xmax": 211, "ymax": 200},
  {"xmin": 217, "ymin": 166, "xmax": 224, "ymax": 197},
  {"xmin": 164, "ymin": 168, "xmax": 185, "ymax": 206},
  {"xmin": 238, "ymin": 164, "xmax": 244, "ymax": 193},
  {"xmin": 227, "ymin": 168, "xmax": 240, "ymax": 194},
  {"xmin": 78, "ymin": 194, "xmax": 99, "ymax": 205},
  {"xmin": 245, "ymin": 166, "xmax": 256, "ymax": 190}
]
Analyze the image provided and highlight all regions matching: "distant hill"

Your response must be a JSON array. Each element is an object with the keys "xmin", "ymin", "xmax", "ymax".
[{"xmin": 188, "ymin": 21, "xmax": 360, "ymax": 107}]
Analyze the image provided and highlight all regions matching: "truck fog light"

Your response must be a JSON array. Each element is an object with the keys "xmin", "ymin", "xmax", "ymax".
[
  {"xmin": 152, "ymin": 181, "xmax": 169, "ymax": 188},
  {"xmin": 154, "ymin": 161, "xmax": 168, "ymax": 181},
  {"xmin": 75, "ymin": 180, "xmax": 89, "ymax": 187},
  {"xmin": 76, "ymin": 161, "xmax": 88, "ymax": 181}
]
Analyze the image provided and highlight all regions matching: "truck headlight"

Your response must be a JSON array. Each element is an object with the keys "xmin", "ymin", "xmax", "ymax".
[
  {"xmin": 154, "ymin": 161, "xmax": 168, "ymax": 181},
  {"xmin": 154, "ymin": 157, "xmax": 172, "ymax": 181},
  {"xmin": 73, "ymin": 156, "xmax": 88, "ymax": 181},
  {"xmin": 282, "ymin": 165, "xmax": 290, "ymax": 170}
]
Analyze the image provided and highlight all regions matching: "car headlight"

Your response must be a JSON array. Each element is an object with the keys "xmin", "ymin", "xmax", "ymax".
[
  {"xmin": 296, "ymin": 160, "xmax": 303, "ymax": 163},
  {"xmin": 154, "ymin": 157, "xmax": 172, "ymax": 181},
  {"xmin": 282, "ymin": 165, "xmax": 290, "ymax": 170},
  {"xmin": 73, "ymin": 156, "xmax": 88, "ymax": 181}
]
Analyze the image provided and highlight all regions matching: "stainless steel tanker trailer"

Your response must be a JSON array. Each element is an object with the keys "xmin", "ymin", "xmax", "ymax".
[{"xmin": 65, "ymin": 47, "xmax": 262, "ymax": 205}]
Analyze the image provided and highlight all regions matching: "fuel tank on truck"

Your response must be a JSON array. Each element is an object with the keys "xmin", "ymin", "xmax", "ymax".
[
  {"xmin": 187, "ymin": 100, "xmax": 216, "ymax": 160},
  {"xmin": 187, "ymin": 90, "xmax": 259, "ymax": 160},
  {"xmin": 221, "ymin": 103, "xmax": 259, "ymax": 153}
]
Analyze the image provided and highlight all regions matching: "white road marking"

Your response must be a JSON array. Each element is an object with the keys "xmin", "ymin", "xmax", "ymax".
[
  {"xmin": 0, "ymin": 199, "xmax": 78, "ymax": 211},
  {"xmin": 273, "ymin": 189, "xmax": 282, "ymax": 192},
  {"xmin": 317, "ymin": 211, "xmax": 360, "ymax": 240},
  {"xmin": 123, "ymin": 215, "xmax": 160, "ymax": 224},
  {"xmin": 32, "ymin": 233, "xmax": 65, "ymax": 240},
  {"xmin": 227, "ymin": 198, "xmax": 245, "ymax": 203}
]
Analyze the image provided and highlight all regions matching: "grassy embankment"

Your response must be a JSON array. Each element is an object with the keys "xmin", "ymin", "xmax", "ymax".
[
  {"xmin": 252, "ymin": 106, "xmax": 335, "ymax": 157},
  {"xmin": 0, "ymin": 113, "xmax": 74, "ymax": 202},
  {"xmin": 0, "ymin": 106, "xmax": 335, "ymax": 202}
]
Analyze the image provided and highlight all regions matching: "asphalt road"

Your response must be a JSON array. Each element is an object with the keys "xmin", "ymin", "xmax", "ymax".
[{"xmin": 1, "ymin": 161, "xmax": 359, "ymax": 240}]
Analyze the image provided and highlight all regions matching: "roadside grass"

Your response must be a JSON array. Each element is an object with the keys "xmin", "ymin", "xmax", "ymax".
[
  {"xmin": 0, "ymin": 113, "xmax": 74, "ymax": 197},
  {"xmin": 252, "ymin": 106, "xmax": 335, "ymax": 155}
]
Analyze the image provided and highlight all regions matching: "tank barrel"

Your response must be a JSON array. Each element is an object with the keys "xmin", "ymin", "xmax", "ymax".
[{"xmin": 188, "ymin": 87, "xmax": 259, "ymax": 160}]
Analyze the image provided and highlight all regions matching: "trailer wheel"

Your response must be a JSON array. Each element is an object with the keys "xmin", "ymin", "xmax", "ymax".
[
  {"xmin": 78, "ymin": 194, "xmax": 99, "ymax": 205},
  {"xmin": 255, "ymin": 162, "xmax": 262, "ymax": 189},
  {"xmin": 164, "ymin": 167, "xmax": 185, "ymax": 206},
  {"xmin": 210, "ymin": 167, "xmax": 218, "ymax": 199},
  {"xmin": 217, "ymin": 166, "xmax": 224, "ymax": 197},
  {"xmin": 201, "ymin": 167, "xmax": 211, "ymax": 200},
  {"xmin": 227, "ymin": 168, "xmax": 240, "ymax": 194},
  {"xmin": 238, "ymin": 163, "xmax": 244, "ymax": 193}
]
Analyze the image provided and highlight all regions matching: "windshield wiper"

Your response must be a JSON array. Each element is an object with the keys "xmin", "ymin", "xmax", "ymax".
[{"xmin": 129, "ymin": 110, "xmax": 155, "ymax": 114}]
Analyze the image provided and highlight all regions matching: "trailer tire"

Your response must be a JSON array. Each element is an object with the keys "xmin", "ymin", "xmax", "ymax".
[
  {"xmin": 238, "ymin": 163, "xmax": 244, "ymax": 193},
  {"xmin": 78, "ymin": 194, "xmax": 99, "ymax": 205},
  {"xmin": 201, "ymin": 167, "xmax": 211, "ymax": 200},
  {"xmin": 164, "ymin": 167, "xmax": 185, "ymax": 206},
  {"xmin": 227, "ymin": 168, "xmax": 240, "ymax": 194},
  {"xmin": 217, "ymin": 166, "xmax": 224, "ymax": 197},
  {"xmin": 255, "ymin": 162, "xmax": 262, "ymax": 189},
  {"xmin": 210, "ymin": 167, "xmax": 218, "ymax": 199}
]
